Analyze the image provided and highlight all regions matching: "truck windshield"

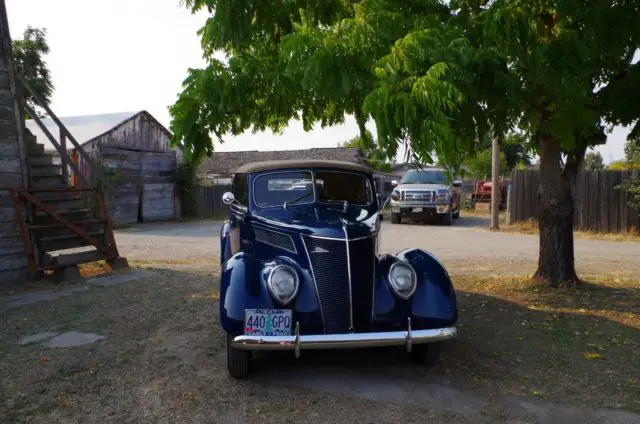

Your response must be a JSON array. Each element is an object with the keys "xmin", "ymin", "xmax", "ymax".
[{"xmin": 400, "ymin": 169, "xmax": 446, "ymax": 184}]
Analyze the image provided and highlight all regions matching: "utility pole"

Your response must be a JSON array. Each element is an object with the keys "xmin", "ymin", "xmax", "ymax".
[{"xmin": 490, "ymin": 135, "xmax": 500, "ymax": 230}]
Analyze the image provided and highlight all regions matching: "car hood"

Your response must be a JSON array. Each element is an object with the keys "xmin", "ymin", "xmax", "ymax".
[
  {"xmin": 250, "ymin": 205, "xmax": 379, "ymax": 239},
  {"xmin": 396, "ymin": 183, "xmax": 448, "ymax": 191}
]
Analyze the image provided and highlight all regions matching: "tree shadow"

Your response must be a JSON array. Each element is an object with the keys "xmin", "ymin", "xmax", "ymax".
[
  {"xmin": 521, "ymin": 279, "xmax": 640, "ymax": 315},
  {"xmin": 250, "ymin": 291, "xmax": 640, "ymax": 414}
]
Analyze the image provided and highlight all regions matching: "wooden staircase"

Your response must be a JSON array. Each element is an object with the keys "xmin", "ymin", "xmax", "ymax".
[{"xmin": 10, "ymin": 77, "xmax": 127, "ymax": 279}]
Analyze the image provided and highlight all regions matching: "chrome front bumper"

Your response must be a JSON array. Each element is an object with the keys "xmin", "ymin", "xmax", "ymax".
[{"xmin": 231, "ymin": 318, "xmax": 458, "ymax": 358}]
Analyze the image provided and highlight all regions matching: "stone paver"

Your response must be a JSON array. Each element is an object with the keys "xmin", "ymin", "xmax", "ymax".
[{"xmin": 44, "ymin": 331, "xmax": 105, "ymax": 348}]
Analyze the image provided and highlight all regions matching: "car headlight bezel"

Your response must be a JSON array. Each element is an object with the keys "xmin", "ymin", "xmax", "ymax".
[
  {"xmin": 390, "ymin": 189, "xmax": 400, "ymax": 201},
  {"xmin": 388, "ymin": 260, "xmax": 418, "ymax": 299},
  {"xmin": 267, "ymin": 264, "xmax": 300, "ymax": 305}
]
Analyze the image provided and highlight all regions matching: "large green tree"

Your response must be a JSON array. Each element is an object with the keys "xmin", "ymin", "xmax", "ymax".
[
  {"xmin": 12, "ymin": 26, "xmax": 54, "ymax": 118},
  {"xmin": 338, "ymin": 130, "xmax": 392, "ymax": 172},
  {"xmin": 170, "ymin": 0, "xmax": 640, "ymax": 287}
]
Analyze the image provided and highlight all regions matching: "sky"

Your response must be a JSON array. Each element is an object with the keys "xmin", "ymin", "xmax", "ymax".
[{"xmin": 6, "ymin": 0, "xmax": 634, "ymax": 163}]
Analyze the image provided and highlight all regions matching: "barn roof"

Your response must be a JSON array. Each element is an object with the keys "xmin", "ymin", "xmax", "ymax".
[
  {"xmin": 199, "ymin": 147, "xmax": 370, "ymax": 175},
  {"xmin": 24, "ymin": 110, "xmax": 171, "ymax": 152}
]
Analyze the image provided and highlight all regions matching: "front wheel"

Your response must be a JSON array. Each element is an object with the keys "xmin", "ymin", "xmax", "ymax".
[
  {"xmin": 410, "ymin": 342, "xmax": 444, "ymax": 366},
  {"xmin": 391, "ymin": 213, "xmax": 401, "ymax": 224},
  {"xmin": 227, "ymin": 333, "xmax": 251, "ymax": 379},
  {"xmin": 440, "ymin": 210, "xmax": 453, "ymax": 226}
]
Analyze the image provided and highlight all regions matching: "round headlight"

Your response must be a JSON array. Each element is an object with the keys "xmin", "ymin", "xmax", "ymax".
[
  {"xmin": 388, "ymin": 261, "xmax": 417, "ymax": 299},
  {"xmin": 390, "ymin": 190, "xmax": 400, "ymax": 201},
  {"xmin": 267, "ymin": 264, "xmax": 299, "ymax": 304}
]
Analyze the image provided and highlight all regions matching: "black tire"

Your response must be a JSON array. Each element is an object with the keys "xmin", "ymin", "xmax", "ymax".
[
  {"xmin": 391, "ymin": 213, "xmax": 401, "ymax": 224},
  {"xmin": 441, "ymin": 210, "xmax": 453, "ymax": 226},
  {"xmin": 410, "ymin": 342, "xmax": 444, "ymax": 366},
  {"xmin": 226, "ymin": 333, "xmax": 251, "ymax": 379}
]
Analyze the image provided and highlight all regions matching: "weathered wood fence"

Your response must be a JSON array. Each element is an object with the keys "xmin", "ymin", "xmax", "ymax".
[
  {"xmin": 510, "ymin": 169, "xmax": 640, "ymax": 233},
  {"xmin": 196, "ymin": 184, "xmax": 232, "ymax": 218}
]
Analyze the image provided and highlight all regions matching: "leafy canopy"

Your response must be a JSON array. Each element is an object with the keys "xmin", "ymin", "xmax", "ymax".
[
  {"xmin": 12, "ymin": 26, "xmax": 54, "ymax": 118},
  {"xmin": 170, "ymin": 0, "xmax": 640, "ymax": 177},
  {"xmin": 338, "ymin": 130, "xmax": 392, "ymax": 172},
  {"xmin": 583, "ymin": 151, "xmax": 605, "ymax": 171}
]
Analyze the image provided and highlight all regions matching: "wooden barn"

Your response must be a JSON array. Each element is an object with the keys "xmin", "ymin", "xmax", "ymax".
[{"xmin": 26, "ymin": 111, "xmax": 182, "ymax": 225}]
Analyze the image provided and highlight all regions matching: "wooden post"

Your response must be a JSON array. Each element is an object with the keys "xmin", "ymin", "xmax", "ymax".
[
  {"xmin": 60, "ymin": 127, "xmax": 69, "ymax": 185},
  {"xmin": 491, "ymin": 135, "xmax": 500, "ymax": 230}
]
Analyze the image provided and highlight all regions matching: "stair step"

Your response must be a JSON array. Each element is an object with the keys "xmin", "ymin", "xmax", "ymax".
[
  {"xmin": 39, "ymin": 230, "xmax": 106, "ymax": 252},
  {"xmin": 34, "ymin": 208, "xmax": 94, "ymax": 225},
  {"xmin": 38, "ymin": 197, "xmax": 85, "ymax": 210},
  {"xmin": 29, "ymin": 164, "xmax": 62, "ymax": 177},
  {"xmin": 28, "ymin": 154, "xmax": 54, "ymax": 166},
  {"xmin": 29, "ymin": 143, "xmax": 45, "ymax": 155},
  {"xmin": 44, "ymin": 250, "xmax": 110, "ymax": 268},
  {"xmin": 30, "ymin": 219, "xmax": 104, "ymax": 238},
  {"xmin": 31, "ymin": 175, "xmax": 67, "ymax": 188}
]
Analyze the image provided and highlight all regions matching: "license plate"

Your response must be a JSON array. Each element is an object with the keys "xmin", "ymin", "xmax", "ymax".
[
  {"xmin": 412, "ymin": 207, "xmax": 423, "ymax": 212},
  {"xmin": 392, "ymin": 207, "xmax": 400, "ymax": 213},
  {"xmin": 244, "ymin": 309, "xmax": 292, "ymax": 336}
]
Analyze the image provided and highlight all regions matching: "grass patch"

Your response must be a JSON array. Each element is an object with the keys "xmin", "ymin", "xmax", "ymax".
[
  {"xmin": 1, "ymin": 269, "xmax": 638, "ymax": 421},
  {"xmin": 502, "ymin": 219, "xmax": 640, "ymax": 242},
  {"xmin": 444, "ymin": 274, "xmax": 640, "ymax": 411}
]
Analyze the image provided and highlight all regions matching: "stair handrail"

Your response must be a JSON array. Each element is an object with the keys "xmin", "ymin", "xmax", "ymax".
[{"xmin": 15, "ymin": 73, "xmax": 103, "ymax": 187}]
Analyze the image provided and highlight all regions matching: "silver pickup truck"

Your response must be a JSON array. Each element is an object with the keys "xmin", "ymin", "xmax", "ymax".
[{"xmin": 389, "ymin": 167, "xmax": 462, "ymax": 225}]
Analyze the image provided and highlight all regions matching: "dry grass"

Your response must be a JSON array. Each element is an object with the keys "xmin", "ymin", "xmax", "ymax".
[
  {"xmin": 502, "ymin": 219, "xmax": 640, "ymax": 242},
  {"xmin": 443, "ymin": 274, "xmax": 640, "ymax": 411},
  {"xmin": 1, "ymin": 267, "xmax": 638, "ymax": 422}
]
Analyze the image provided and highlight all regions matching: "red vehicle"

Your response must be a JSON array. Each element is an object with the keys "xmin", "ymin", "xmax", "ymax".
[{"xmin": 470, "ymin": 178, "xmax": 508, "ymax": 211}]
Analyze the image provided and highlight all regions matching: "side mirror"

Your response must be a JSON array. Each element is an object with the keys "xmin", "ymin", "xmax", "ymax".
[
  {"xmin": 222, "ymin": 192, "xmax": 235, "ymax": 205},
  {"xmin": 391, "ymin": 180, "xmax": 398, "ymax": 187}
]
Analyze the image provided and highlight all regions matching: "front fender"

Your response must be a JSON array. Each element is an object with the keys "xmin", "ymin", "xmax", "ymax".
[
  {"xmin": 374, "ymin": 248, "xmax": 458, "ymax": 330},
  {"xmin": 219, "ymin": 253, "xmax": 322, "ymax": 335}
]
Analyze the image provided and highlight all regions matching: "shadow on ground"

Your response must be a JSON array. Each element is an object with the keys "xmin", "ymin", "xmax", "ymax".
[
  {"xmin": 251, "ymin": 290, "xmax": 640, "ymax": 421},
  {"xmin": 1, "ymin": 268, "xmax": 638, "ymax": 423}
]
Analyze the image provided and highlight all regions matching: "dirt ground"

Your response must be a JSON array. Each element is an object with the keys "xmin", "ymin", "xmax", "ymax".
[{"xmin": 1, "ymin": 218, "xmax": 639, "ymax": 423}]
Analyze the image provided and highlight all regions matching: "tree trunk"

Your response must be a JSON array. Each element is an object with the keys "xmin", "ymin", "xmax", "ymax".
[{"xmin": 534, "ymin": 135, "xmax": 580, "ymax": 287}]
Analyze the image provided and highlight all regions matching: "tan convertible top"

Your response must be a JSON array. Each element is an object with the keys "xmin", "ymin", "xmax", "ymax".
[{"xmin": 235, "ymin": 159, "xmax": 373, "ymax": 174}]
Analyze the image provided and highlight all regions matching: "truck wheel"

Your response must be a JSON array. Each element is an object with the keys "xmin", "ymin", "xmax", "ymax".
[
  {"xmin": 410, "ymin": 342, "xmax": 444, "ymax": 366},
  {"xmin": 391, "ymin": 213, "xmax": 401, "ymax": 224},
  {"xmin": 441, "ymin": 210, "xmax": 453, "ymax": 226},
  {"xmin": 227, "ymin": 333, "xmax": 251, "ymax": 378}
]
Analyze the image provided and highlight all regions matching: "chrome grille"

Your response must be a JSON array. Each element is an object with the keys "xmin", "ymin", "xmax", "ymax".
[
  {"xmin": 348, "ymin": 236, "xmax": 376, "ymax": 332},
  {"xmin": 253, "ymin": 227, "xmax": 296, "ymax": 253},
  {"xmin": 303, "ymin": 234, "xmax": 376, "ymax": 334},
  {"xmin": 303, "ymin": 235, "xmax": 351, "ymax": 334},
  {"xmin": 404, "ymin": 190, "xmax": 435, "ymax": 202}
]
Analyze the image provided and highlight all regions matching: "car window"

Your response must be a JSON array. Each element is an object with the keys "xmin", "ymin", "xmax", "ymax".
[
  {"xmin": 400, "ymin": 169, "xmax": 446, "ymax": 185},
  {"xmin": 233, "ymin": 173, "xmax": 248, "ymax": 205},
  {"xmin": 315, "ymin": 171, "xmax": 373, "ymax": 205},
  {"xmin": 253, "ymin": 171, "xmax": 314, "ymax": 207}
]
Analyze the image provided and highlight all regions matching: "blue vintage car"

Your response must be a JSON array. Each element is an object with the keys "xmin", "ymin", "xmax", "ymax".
[{"xmin": 219, "ymin": 159, "xmax": 458, "ymax": 378}]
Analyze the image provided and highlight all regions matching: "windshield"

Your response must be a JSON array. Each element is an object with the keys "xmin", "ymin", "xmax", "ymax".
[
  {"xmin": 315, "ymin": 171, "xmax": 372, "ymax": 205},
  {"xmin": 253, "ymin": 171, "xmax": 315, "ymax": 207},
  {"xmin": 400, "ymin": 169, "xmax": 446, "ymax": 185},
  {"xmin": 253, "ymin": 170, "xmax": 373, "ymax": 208}
]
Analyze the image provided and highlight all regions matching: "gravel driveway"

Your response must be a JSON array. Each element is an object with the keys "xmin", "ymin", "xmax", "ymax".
[{"xmin": 115, "ymin": 218, "xmax": 640, "ymax": 278}]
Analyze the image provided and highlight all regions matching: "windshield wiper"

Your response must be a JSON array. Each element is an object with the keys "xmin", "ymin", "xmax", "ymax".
[{"xmin": 283, "ymin": 190, "xmax": 313, "ymax": 210}]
